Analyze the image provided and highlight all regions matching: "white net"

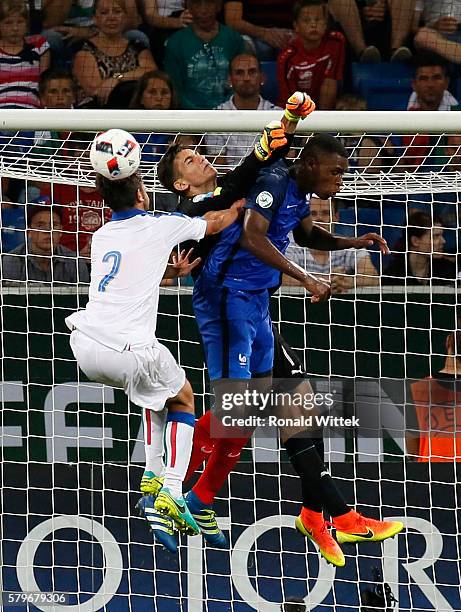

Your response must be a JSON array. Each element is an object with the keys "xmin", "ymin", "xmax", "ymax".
[{"xmin": 0, "ymin": 112, "xmax": 460, "ymax": 611}]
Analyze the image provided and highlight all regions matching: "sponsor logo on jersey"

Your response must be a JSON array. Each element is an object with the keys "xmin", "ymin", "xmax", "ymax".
[
  {"xmin": 256, "ymin": 191, "xmax": 273, "ymax": 208},
  {"xmin": 238, "ymin": 353, "xmax": 247, "ymax": 365}
]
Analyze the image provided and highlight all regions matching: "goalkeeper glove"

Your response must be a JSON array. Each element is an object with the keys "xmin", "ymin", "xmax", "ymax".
[
  {"xmin": 254, "ymin": 120, "xmax": 287, "ymax": 162},
  {"xmin": 284, "ymin": 91, "xmax": 315, "ymax": 122}
]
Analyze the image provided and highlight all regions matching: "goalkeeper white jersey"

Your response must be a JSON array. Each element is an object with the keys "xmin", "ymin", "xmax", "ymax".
[{"xmin": 65, "ymin": 209, "xmax": 206, "ymax": 351}]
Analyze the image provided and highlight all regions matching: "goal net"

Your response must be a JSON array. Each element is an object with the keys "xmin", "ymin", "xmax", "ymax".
[{"xmin": 0, "ymin": 110, "xmax": 460, "ymax": 612}]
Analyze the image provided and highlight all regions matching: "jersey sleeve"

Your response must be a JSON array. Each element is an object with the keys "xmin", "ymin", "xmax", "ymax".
[
  {"xmin": 159, "ymin": 213, "xmax": 207, "ymax": 249},
  {"xmin": 245, "ymin": 167, "xmax": 286, "ymax": 222}
]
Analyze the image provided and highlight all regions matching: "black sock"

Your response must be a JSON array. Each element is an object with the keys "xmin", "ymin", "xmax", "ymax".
[{"xmin": 284, "ymin": 433, "xmax": 349, "ymax": 517}]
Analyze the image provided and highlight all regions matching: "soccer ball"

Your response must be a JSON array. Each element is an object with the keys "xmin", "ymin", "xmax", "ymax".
[{"xmin": 90, "ymin": 129, "xmax": 141, "ymax": 180}]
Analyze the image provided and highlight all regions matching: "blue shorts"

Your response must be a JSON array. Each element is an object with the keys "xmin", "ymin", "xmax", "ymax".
[{"xmin": 193, "ymin": 277, "xmax": 274, "ymax": 380}]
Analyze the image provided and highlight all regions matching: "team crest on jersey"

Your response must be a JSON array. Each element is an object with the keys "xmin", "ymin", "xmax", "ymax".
[{"xmin": 256, "ymin": 191, "xmax": 273, "ymax": 208}]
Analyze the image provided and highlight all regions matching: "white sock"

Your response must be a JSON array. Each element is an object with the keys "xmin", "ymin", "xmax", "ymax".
[
  {"xmin": 163, "ymin": 412, "xmax": 195, "ymax": 498},
  {"xmin": 143, "ymin": 408, "xmax": 167, "ymax": 477}
]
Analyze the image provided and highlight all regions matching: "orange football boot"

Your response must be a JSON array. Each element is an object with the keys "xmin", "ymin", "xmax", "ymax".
[
  {"xmin": 333, "ymin": 510, "xmax": 404, "ymax": 544},
  {"xmin": 295, "ymin": 508, "xmax": 345, "ymax": 567}
]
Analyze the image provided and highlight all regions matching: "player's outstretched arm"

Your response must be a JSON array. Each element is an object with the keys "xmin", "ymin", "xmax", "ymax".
[
  {"xmin": 240, "ymin": 209, "xmax": 330, "ymax": 303},
  {"xmin": 293, "ymin": 216, "xmax": 390, "ymax": 255},
  {"xmin": 202, "ymin": 199, "xmax": 245, "ymax": 235}
]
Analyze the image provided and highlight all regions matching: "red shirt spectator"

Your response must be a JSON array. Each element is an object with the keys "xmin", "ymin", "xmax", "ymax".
[
  {"xmin": 277, "ymin": 33, "xmax": 345, "ymax": 109},
  {"xmin": 277, "ymin": 1, "xmax": 345, "ymax": 110},
  {"xmin": 40, "ymin": 184, "xmax": 110, "ymax": 256}
]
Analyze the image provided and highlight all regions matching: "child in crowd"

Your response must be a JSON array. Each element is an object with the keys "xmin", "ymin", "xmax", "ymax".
[
  {"xmin": 277, "ymin": 0, "xmax": 344, "ymax": 109},
  {"xmin": 0, "ymin": 0, "xmax": 50, "ymax": 108}
]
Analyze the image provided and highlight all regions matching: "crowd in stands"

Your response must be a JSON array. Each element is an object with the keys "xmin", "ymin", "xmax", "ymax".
[{"xmin": 1, "ymin": 0, "xmax": 461, "ymax": 289}]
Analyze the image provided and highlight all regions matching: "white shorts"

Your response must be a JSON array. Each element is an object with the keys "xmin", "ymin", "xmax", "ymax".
[{"xmin": 70, "ymin": 330, "xmax": 186, "ymax": 411}]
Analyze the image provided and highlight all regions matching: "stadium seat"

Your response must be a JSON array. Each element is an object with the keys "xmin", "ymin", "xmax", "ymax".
[
  {"xmin": 1, "ymin": 207, "xmax": 25, "ymax": 252},
  {"xmin": 260, "ymin": 61, "xmax": 279, "ymax": 105},
  {"xmin": 351, "ymin": 62, "xmax": 413, "ymax": 111}
]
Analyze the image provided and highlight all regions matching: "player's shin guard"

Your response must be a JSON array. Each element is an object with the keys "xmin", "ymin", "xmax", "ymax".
[
  {"xmin": 163, "ymin": 411, "xmax": 195, "ymax": 497},
  {"xmin": 185, "ymin": 411, "xmax": 215, "ymax": 482},
  {"xmin": 141, "ymin": 408, "xmax": 167, "ymax": 494},
  {"xmin": 191, "ymin": 436, "xmax": 250, "ymax": 506},
  {"xmin": 284, "ymin": 433, "xmax": 349, "ymax": 517}
]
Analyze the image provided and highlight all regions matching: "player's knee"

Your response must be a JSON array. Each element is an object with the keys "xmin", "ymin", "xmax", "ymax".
[{"xmin": 167, "ymin": 378, "xmax": 195, "ymax": 414}]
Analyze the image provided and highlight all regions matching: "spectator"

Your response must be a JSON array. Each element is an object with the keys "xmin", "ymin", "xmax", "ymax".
[
  {"xmin": 0, "ymin": 0, "xmax": 50, "ymax": 108},
  {"xmin": 335, "ymin": 94, "xmax": 396, "ymax": 173},
  {"xmin": 130, "ymin": 70, "xmax": 178, "ymax": 164},
  {"xmin": 335, "ymin": 92, "xmax": 367, "ymax": 111},
  {"xmin": 414, "ymin": 0, "xmax": 461, "ymax": 63},
  {"xmin": 407, "ymin": 53, "xmax": 456, "ymax": 110},
  {"xmin": 383, "ymin": 210, "xmax": 456, "ymax": 286},
  {"xmin": 205, "ymin": 53, "xmax": 281, "ymax": 164},
  {"xmin": 41, "ymin": 0, "xmax": 147, "ymax": 61},
  {"xmin": 350, "ymin": 0, "xmax": 414, "ymax": 61},
  {"xmin": 224, "ymin": 0, "xmax": 412, "ymax": 62},
  {"xmin": 224, "ymin": 0, "xmax": 295, "ymax": 60},
  {"xmin": 2, "ymin": 204, "xmax": 89, "ymax": 284},
  {"xmin": 137, "ymin": 0, "xmax": 192, "ymax": 66},
  {"xmin": 30, "ymin": 68, "xmax": 76, "ymax": 157},
  {"xmin": 31, "ymin": 133, "xmax": 110, "ymax": 258},
  {"xmin": 402, "ymin": 53, "xmax": 457, "ymax": 169},
  {"xmin": 407, "ymin": 328, "xmax": 461, "ymax": 461},
  {"xmin": 164, "ymin": 0, "xmax": 245, "ymax": 109},
  {"xmin": 284, "ymin": 196, "xmax": 379, "ymax": 292},
  {"xmin": 72, "ymin": 0, "xmax": 156, "ymax": 107},
  {"xmin": 277, "ymin": 0, "xmax": 345, "ymax": 110}
]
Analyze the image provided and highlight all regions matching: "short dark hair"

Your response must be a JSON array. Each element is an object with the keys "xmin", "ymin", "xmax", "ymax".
[
  {"xmin": 95, "ymin": 172, "xmax": 143, "ymax": 212},
  {"xmin": 406, "ymin": 210, "xmax": 441, "ymax": 249},
  {"xmin": 27, "ymin": 204, "xmax": 62, "ymax": 227},
  {"xmin": 301, "ymin": 134, "xmax": 347, "ymax": 162},
  {"xmin": 129, "ymin": 69, "xmax": 178, "ymax": 110},
  {"xmin": 413, "ymin": 51, "xmax": 449, "ymax": 78},
  {"xmin": 39, "ymin": 68, "xmax": 75, "ymax": 98},
  {"xmin": 229, "ymin": 53, "xmax": 261, "ymax": 74},
  {"xmin": 157, "ymin": 143, "xmax": 186, "ymax": 195},
  {"xmin": 293, "ymin": 0, "xmax": 328, "ymax": 21}
]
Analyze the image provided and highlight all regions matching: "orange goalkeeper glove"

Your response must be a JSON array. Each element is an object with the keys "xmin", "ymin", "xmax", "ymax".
[
  {"xmin": 284, "ymin": 91, "xmax": 315, "ymax": 122},
  {"xmin": 254, "ymin": 120, "xmax": 287, "ymax": 162}
]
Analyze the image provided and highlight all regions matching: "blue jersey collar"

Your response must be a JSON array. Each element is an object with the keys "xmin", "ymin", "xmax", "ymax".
[{"xmin": 111, "ymin": 208, "xmax": 147, "ymax": 221}]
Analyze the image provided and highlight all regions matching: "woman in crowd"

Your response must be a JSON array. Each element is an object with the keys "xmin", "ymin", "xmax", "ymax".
[
  {"xmin": 383, "ymin": 211, "xmax": 457, "ymax": 286},
  {"xmin": 72, "ymin": 0, "xmax": 156, "ymax": 107},
  {"xmin": 0, "ymin": 0, "xmax": 50, "ymax": 108},
  {"xmin": 130, "ymin": 70, "xmax": 178, "ymax": 164}
]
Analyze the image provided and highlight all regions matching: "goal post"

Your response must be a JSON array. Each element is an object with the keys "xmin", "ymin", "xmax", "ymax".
[{"xmin": 0, "ymin": 110, "xmax": 460, "ymax": 611}]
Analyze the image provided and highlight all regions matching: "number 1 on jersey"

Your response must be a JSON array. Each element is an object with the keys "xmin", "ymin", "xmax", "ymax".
[{"xmin": 98, "ymin": 251, "xmax": 122, "ymax": 292}]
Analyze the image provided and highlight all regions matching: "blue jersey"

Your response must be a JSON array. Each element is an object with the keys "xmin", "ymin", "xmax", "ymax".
[{"xmin": 201, "ymin": 160, "xmax": 310, "ymax": 290}]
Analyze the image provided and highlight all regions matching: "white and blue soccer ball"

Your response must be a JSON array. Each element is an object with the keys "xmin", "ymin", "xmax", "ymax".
[{"xmin": 90, "ymin": 128, "xmax": 141, "ymax": 180}]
